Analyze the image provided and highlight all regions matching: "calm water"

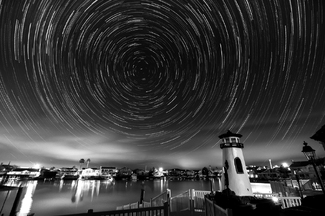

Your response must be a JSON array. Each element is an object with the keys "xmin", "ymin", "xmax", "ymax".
[{"xmin": 1, "ymin": 178, "xmax": 219, "ymax": 216}]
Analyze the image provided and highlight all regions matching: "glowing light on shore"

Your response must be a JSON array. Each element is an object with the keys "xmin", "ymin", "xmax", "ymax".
[
  {"xmin": 33, "ymin": 164, "xmax": 41, "ymax": 169},
  {"xmin": 282, "ymin": 162, "xmax": 289, "ymax": 168}
]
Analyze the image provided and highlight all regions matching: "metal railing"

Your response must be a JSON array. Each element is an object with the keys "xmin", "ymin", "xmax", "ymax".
[{"xmin": 278, "ymin": 197, "xmax": 302, "ymax": 209}]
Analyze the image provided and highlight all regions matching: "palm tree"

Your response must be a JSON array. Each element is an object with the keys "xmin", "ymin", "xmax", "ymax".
[
  {"xmin": 79, "ymin": 158, "xmax": 85, "ymax": 170},
  {"xmin": 86, "ymin": 158, "xmax": 91, "ymax": 168}
]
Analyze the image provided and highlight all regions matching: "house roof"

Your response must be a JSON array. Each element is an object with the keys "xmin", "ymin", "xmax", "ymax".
[
  {"xmin": 290, "ymin": 161, "xmax": 310, "ymax": 168},
  {"xmin": 310, "ymin": 125, "xmax": 325, "ymax": 142},
  {"xmin": 290, "ymin": 158, "xmax": 325, "ymax": 168},
  {"xmin": 101, "ymin": 167, "xmax": 117, "ymax": 169},
  {"xmin": 12, "ymin": 168, "xmax": 39, "ymax": 172}
]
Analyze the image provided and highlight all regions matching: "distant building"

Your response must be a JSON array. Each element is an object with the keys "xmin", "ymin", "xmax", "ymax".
[
  {"xmin": 80, "ymin": 168, "xmax": 100, "ymax": 178},
  {"xmin": 257, "ymin": 168, "xmax": 282, "ymax": 180},
  {"xmin": 0, "ymin": 163, "xmax": 16, "ymax": 174},
  {"xmin": 7, "ymin": 167, "xmax": 41, "ymax": 179},
  {"xmin": 59, "ymin": 167, "xmax": 79, "ymax": 180},
  {"xmin": 289, "ymin": 159, "xmax": 325, "ymax": 191},
  {"xmin": 100, "ymin": 166, "xmax": 118, "ymax": 176},
  {"xmin": 117, "ymin": 167, "xmax": 132, "ymax": 178},
  {"xmin": 289, "ymin": 159, "xmax": 324, "ymax": 180},
  {"xmin": 167, "ymin": 168, "xmax": 184, "ymax": 176}
]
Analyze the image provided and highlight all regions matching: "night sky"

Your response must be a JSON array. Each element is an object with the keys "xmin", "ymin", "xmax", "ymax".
[{"xmin": 0, "ymin": 0, "xmax": 325, "ymax": 170}]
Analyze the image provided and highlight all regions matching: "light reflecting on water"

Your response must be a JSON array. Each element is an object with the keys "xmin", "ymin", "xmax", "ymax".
[
  {"xmin": 0, "ymin": 178, "xmax": 218, "ymax": 215},
  {"xmin": 17, "ymin": 181, "xmax": 37, "ymax": 216}
]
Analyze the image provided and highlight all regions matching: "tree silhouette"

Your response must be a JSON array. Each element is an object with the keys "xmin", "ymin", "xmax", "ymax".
[
  {"xmin": 79, "ymin": 158, "xmax": 85, "ymax": 170},
  {"xmin": 311, "ymin": 124, "xmax": 325, "ymax": 151},
  {"xmin": 202, "ymin": 167, "xmax": 209, "ymax": 177},
  {"xmin": 86, "ymin": 158, "xmax": 91, "ymax": 168}
]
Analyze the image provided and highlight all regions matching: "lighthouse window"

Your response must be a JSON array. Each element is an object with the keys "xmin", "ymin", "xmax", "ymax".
[{"xmin": 234, "ymin": 157, "xmax": 244, "ymax": 174}]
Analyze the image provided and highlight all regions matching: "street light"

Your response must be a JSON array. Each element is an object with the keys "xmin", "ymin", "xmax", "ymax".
[{"xmin": 301, "ymin": 141, "xmax": 325, "ymax": 194}]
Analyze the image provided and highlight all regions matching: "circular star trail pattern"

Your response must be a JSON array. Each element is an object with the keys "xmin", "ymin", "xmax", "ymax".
[{"xmin": 0, "ymin": 0, "xmax": 325, "ymax": 159}]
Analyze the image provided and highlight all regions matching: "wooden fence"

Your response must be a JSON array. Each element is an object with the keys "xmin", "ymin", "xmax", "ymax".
[
  {"xmin": 57, "ymin": 189, "xmax": 302, "ymax": 216},
  {"xmin": 58, "ymin": 202, "xmax": 169, "ymax": 216},
  {"xmin": 116, "ymin": 189, "xmax": 171, "ymax": 210},
  {"xmin": 151, "ymin": 189, "xmax": 171, "ymax": 207},
  {"xmin": 169, "ymin": 189, "xmax": 211, "ymax": 213},
  {"xmin": 193, "ymin": 190, "xmax": 211, "ymax": 211},
  {"xmin": 169, "ymin": 190, "xmax": 190, "ymax": 212},
  {"xmin": 205, "ymin": 197, "xmax": 232, "ymax": 216}
]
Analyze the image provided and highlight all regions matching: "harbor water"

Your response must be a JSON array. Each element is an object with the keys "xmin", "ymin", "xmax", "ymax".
[{"xmin": 0, "ymin": 178, "xmax": 219, "ymax": 216}]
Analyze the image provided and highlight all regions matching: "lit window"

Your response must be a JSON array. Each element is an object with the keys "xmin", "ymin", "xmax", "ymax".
[{"xmin": 234, "ymin": 157, "xmax": 244, "ymax": 174}]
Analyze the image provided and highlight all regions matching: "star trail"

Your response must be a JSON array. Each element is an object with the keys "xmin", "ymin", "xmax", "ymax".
[{"xmin": 0, "ymin": 0, "xmax": 325, "ymax": 169}]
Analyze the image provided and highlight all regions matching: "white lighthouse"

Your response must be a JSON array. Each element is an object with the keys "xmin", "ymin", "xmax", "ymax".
[{"xmin": 219, "ymin": 130, "xmax": 252, "ymax": 196}]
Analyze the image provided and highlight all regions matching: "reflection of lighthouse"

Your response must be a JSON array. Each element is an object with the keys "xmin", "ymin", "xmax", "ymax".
[{"xmin": 219, "ymin": 130, "xmax": 252, "ymax": 196}]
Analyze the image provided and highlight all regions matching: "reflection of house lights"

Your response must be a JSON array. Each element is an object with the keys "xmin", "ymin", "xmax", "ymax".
[
  {"xmin": 59, "ymin": 180, "xmax": 64, "ymax": 192},
  {"xmin": 71, "ymin": 180, "xmax": 84, "ymax": 204},
  {"xmin": 17, "ymin": 181, "xmax": 38, "ymax": 216}
]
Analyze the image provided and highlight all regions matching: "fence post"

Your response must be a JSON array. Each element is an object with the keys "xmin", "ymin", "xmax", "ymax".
[
  {"xmin": 190, "ymin": 189, "xmax": 194, "ymax": 216},
  {"xmin": 205, "ymin": 197, "xmax": 209, "ymax": 216},
  {"xmin": 140, "ymin": 182, "xmax": 145, "ymax": 204},
  {"xmin": 9, "ymin": 186, "xmax": 23, "ymax": 216},
  {"xmin": 226, "ymin": 208, "xmax": 233, "ymax": 216},
  {"xmin": 164, "ymin": 201, "xmax": 169, "ymax": 216},
  {"xmin": 167, "ymin": 189, "xmax": 171, "ymax": 215}
]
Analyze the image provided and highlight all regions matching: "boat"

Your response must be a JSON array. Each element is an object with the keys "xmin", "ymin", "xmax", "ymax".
[{"xmin": 61, "ymin": 174, "xmax": 79, "ymax": 180}]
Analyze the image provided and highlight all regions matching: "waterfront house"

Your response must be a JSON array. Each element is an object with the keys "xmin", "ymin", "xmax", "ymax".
[
  {"xmin": 289, "ymin": 159, "xmax": 325, "ymax": 191},
  {"xmin": 184, "ymin": 170, "xmax": 195, "ymax": 178},
  {"xmin": 7, "ymin": 167, "xmax": 41, "ymax": 180},
  {"xmin": 290, "ymin": 159, "xmax": 325, "ymax": 180},
  {"xmin": 100, "ymin": 166, "xmax": 118, "ymax": 177},
  {"xmin": 80, "ymin": 167, "xmax": 100, "ymax": 179},
  {"xmin": 257, "ymin": 168, "xmax": 282, "ymax": 181},
  {"xmin": 116, "ymin": 167, "xmax": 132, "ymax": 179},
  {"xmin": 168, "ymin": 168, "xmax": 184, "ymax": 176},
  {"xmin": 59, "ymin": 167, "xmax": 79, "ymax": 180},
  {"xmin": 133, "ymin": 168, "xmax": 149, "ymax": 180}
]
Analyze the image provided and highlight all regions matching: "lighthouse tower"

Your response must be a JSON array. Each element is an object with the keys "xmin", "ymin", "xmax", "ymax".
[{"xmin": 219, "ymin": 130, "xmax": 252, "ymax": 196}]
